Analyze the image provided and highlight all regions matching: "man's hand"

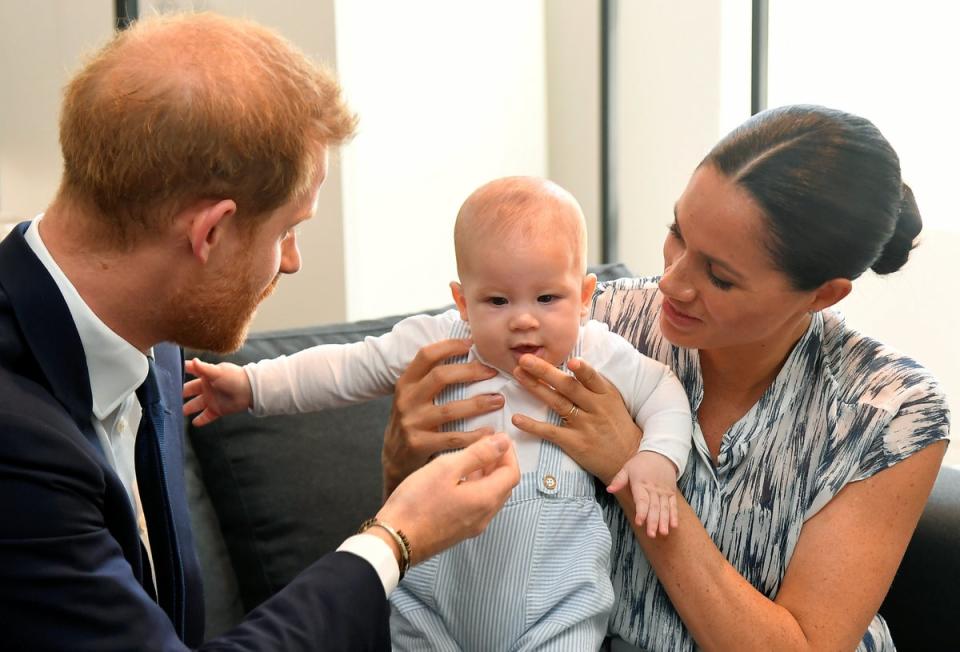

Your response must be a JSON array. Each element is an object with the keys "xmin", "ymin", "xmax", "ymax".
[
  {"xmin": 182, "ymin": 358, "xmax": 253, "ymax": 426},
  {"xmin": 376, "ymin": 433, "xmax": 520, "ymax": 564},
  {"xmin": 382, "ymin": 338, "xmax": 504, "ymax": 496}
]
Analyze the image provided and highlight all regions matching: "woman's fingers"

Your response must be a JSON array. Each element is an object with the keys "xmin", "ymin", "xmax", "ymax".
[
  {"xmin": 414, "ymin": 393, "xmax": 504, "ymax": 431},
  {"xmin": 566, "ymin": 357, "xmax": 610, "ymax": 394},
  {"xmin": 402, "ymin": 338, "xmax": 473, "ymax": 383},
  {"xmin": 513, "ymin": 368, "xmax": 583, "ymax": 418}
]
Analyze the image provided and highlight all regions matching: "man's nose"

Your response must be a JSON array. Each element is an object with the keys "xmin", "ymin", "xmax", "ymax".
[{"xmin": 279, "ymin": 231, "xmax": 301, "ymax": 274}]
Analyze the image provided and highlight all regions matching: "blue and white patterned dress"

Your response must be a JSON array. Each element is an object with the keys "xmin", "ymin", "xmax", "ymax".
[{"xmin": 591, "ymin": 277, "xmax": 951, "ymax": 652}]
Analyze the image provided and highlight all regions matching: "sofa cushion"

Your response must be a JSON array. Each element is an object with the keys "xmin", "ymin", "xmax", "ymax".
[{"xmin": 185, "ymin": 263, "xmax": 633, "ymax": 622}]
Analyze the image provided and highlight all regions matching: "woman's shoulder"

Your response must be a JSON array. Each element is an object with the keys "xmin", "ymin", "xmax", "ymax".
[
  {"xmin": 820, "ymin": 309, "xmax": 948, "ymax": 417},
  {"xmin": 591, "ymin": 276, "xmax": 662, "ymax": 328}
]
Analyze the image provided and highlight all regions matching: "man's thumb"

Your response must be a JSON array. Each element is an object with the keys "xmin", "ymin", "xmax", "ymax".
[{"xmin": 457, "ymin": 433, "xmax": 511, "ymax": 474}]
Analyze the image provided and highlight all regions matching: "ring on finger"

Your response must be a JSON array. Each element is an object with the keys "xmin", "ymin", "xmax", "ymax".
[{"xmin": 561, "ymin": 403, "xmax": 580, "ymax": 421}]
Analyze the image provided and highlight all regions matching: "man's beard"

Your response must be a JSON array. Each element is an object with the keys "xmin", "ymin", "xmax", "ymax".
[{"xmin": 170, "ymin": 269, "xmax": 280, "ymax": 354}]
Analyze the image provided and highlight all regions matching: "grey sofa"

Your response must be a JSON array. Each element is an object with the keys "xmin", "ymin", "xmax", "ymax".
[{"xmin": 183, "ymin": 264, "xmax": 959, "ymax": 650}]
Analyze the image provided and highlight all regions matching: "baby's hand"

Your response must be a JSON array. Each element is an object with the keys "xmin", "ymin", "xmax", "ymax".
[
  {"xmin": 607, "ymin": 451, "xmax": 679, "ymax": 538},
  {"xmin": 182, "ymin": 358, "xmax": 253, "ymax": 426}
]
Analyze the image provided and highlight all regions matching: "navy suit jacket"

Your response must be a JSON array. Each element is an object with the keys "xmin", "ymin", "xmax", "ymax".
[{"xmin": 0, "ymin": 224, "xmax": 390, "ymax": 650}]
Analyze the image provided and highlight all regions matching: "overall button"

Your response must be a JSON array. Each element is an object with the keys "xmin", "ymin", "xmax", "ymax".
[{"xmin": 542, "ymin": 474, "xmax": 557, "ymax": 490}]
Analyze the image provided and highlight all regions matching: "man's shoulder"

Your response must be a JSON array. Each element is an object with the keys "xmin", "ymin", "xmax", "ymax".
[{"xmin": 0, "ymin": 364, "xmax": 76, "ymax": 435}]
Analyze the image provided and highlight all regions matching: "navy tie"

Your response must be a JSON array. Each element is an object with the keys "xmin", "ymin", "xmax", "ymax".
[{"xmin": 135, "ymin": 357, "xmax": 186, "ymax": 636}]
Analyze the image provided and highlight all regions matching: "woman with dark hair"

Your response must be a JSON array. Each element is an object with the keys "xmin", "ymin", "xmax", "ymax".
[{"xmin": 382, "ymin": 105, "xmax": 949, "ymax": 650}]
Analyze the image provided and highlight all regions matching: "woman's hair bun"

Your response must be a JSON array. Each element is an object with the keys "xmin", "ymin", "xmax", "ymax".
[{"xmin": 871, "ymin": 183, "xmax": 922, "ymax": 275}]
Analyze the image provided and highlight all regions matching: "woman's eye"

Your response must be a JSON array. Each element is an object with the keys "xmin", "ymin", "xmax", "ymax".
[
  {"xmin": 707, "ymin": 267, "xmax": 733, "ymax": 290},
  {"xmin": 667, "ymin": 221, "xmax": 683, "ymax": 241},
  {"xmin": 537, "ymin": 295, "xmax": 556, "ymax": 304},
  {"xmin": 488, "ymin": 297, "xmax": 508, "ymax": 306}
]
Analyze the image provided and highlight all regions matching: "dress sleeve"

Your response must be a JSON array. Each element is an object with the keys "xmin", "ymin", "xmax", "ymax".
[
  {"xmin": 245, "ymin": 311, "xmax": 456, "ymax": 415},
  {"xmin": 852, "ymin": 375, "xmax": 951, "ymax": 481}
]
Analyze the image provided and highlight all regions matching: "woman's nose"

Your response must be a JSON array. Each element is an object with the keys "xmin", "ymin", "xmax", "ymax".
[{"xmin": 659, "ymin": 254, "xmax": 696, "ymax": 303}]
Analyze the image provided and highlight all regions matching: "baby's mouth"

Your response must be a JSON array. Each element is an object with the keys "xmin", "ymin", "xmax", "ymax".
[{"xmin": 511, "ymin": 345, "xmax": 543, "ymax": 356}]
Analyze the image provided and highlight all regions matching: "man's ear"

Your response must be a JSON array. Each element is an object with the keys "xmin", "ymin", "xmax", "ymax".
[
  {"xmin": 580, "ymin": 273, "xmax": 598, "ymax": 318},
  {"xmin": 450, "ymin": 281, "xmax": 469, "ymax": 322},
  {"xmin": 185, "ymin": 199, "xmax": 237, "ymax": 264},
  {"xmin": 809, "ymin": 277, "xmax": 852, "ymax": 313}
]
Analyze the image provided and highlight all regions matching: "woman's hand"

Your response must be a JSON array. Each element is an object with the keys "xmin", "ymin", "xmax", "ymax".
[
  {"xmin": 511, "ymin": 354, "xmax": 643, "ymax": 485},
  {"xmin": 382, "ymin": 338, "xmax": 504, "ymax": 496}
]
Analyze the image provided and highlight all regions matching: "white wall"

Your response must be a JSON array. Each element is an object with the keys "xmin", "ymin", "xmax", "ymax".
[
  {"xmin": 0, "ymin": 1, "xmax": 113, "ymax": 222},
  {"xmin": 545, "ymin": 0, "xmax": 601, "ymax": 265},
  {"xmin": 613, "ymin": 1, "xmax": 735, "ymax": 274},
  {"xmin": 333, "ymin": 0, "xmax": 548, "ymax": 320},
  {"xmin": 765, "ymin": 0, "xmax": 959, "ymax": 466}
]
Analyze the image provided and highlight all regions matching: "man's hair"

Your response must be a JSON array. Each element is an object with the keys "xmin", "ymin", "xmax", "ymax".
[{"xmin": 58, "ymin": 12, "xmax": 356, "ymax": 247}]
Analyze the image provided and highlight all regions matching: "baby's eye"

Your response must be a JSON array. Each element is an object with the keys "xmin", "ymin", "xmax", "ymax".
[
  {"xmin": 488, "ymin": 297, "xmax": 508, "ymax": 306},
  {"xmin": 537, "ymin": 295, "xmax": 556, "ymax": 304}
]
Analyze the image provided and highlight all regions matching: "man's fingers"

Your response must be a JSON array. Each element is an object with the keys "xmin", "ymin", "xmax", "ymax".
[{"xmin": 453, "ymin": 433, "xmax": 512, "ymax": 478}]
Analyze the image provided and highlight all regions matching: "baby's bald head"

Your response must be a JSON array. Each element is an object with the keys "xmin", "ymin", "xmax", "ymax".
[{"xmin": 453, "ymin": 177, "xmax": 587, "ymax": 278}]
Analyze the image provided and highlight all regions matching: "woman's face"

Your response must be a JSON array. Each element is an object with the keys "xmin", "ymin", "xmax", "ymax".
[{"xmin": 658, "ymin": 164, "xmax": 818, "ymax": 354}]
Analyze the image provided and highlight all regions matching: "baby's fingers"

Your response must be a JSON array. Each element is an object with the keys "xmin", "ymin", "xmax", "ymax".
[
  {"xmin": 607, "ymin": 468, "xmax": 629, "ymax": 494},
  {"xmin": 182, "ymin": 393, "xmax": 205, "ymax": 416},
  {"xmin": 645, "ymin": 492, "xmax": 662, "ymax": 539},
  {"xmin": 633, "ymin": 485, "xmax": 651, "ymax": 529},
  {"xmin": 657, "ymin": 493, "xmax": 672, "ymax": 537},
  {"xmin": 182, "ymin": 377, "xmax": 203, "ymax": 399}
]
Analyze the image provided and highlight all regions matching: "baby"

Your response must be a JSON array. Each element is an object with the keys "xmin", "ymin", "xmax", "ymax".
[{"xmin": 184, "ymin": 177, "xmax": 692, "ymax": 651}]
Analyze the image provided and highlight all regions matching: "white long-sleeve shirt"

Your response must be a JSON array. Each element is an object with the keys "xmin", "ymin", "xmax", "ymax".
[{"xmin": 246, "ymin": 309, "xmax": 692, "ymax": 476}]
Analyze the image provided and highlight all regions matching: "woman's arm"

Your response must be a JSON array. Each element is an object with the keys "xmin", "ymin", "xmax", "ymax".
[
  {"xmin": 614, "ymin": 441, "xmax": 944, "ymax": 651},
  {"xmin": 512, "ymin": 353, "xmax": 947, "ymax": 651}
]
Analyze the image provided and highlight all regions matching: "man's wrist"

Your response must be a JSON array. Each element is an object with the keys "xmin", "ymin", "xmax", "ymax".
[{"xmin": 357, "ymin": 518, "xmax": 411, "ymax": 579}]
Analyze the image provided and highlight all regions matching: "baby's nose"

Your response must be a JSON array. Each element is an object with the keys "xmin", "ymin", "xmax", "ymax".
[{"xmin": 510, "ymin": 311, "xmax": 539, "ymax": 330}]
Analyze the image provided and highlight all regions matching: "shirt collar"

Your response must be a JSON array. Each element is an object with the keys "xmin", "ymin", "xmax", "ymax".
[{"xmin": 25, "ymin": 216, "xmax": 149, "ymax": 419}]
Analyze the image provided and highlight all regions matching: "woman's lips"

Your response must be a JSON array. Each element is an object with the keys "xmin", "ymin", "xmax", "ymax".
[{"xmin": 662, "ymin": 299, "xmax": 702, "ymax": 329}]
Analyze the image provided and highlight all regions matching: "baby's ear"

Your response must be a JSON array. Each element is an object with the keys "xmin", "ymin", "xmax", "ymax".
[
  {"xmin": 580, "ymin": 273, "xmax": 598, "ymax": 316},
  {"xmin": 450, "ymin": 281, "xmax": 469, "ymax": 322}
]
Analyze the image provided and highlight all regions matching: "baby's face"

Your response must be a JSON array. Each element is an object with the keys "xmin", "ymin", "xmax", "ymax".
[{"xmin": 452, "ymin": 230, "xmax": 594, "ymax": 375}]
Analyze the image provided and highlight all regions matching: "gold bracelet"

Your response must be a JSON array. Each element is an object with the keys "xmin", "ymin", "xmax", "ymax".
[{"xmin": 357, "ymin": 517, "xmax": 412, "ymax": 580}]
